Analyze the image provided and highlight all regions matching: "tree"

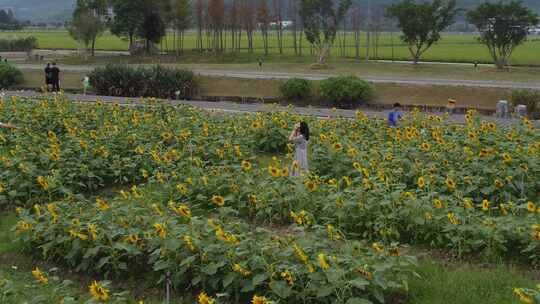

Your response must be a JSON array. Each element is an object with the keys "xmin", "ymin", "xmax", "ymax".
[
  {"xmin": 195, "ymin": 0, "xmax": 205, "ymax": 51},
  {"xmin": 171, "ymin": 0, "xmax": 192, "ymax": 53},
  {"xmin": 241, "ymin": 0, "xmax": 256, "ymax": 53},
  {"xmin": 351, "ymin": 6, "xmax": 361, "ymax": 59},
  {"xmin": 467, "ymin": 0, "xmax": 539, "ymax": 69},
  {"xmin": 387, "ymin": 0, "xmax": 458, "ymax": 64},
  {"xmin": 299, "ymin": 0, "xmax": 352, "ymax": 64},
  {"xmin": 138, "ymin": 6, "xmax": 167, "ymax": 54},
  {"xmin": 69, "ymin": 0, "xmax": 107, "ymax": 57},
  {"xmin": 110, "ymin": 0, "xmax": 145, "ymax": 50},
  {"xmin": 257, "ymin": 0, "xmax": 271, "ymax": 55},
  {"xmin": 208, "ymin": 0, "xmax": 225, "ymax": 51}
]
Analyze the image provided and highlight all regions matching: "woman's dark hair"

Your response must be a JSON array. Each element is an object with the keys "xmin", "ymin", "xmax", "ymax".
[{"xmin": 299, "ymin": 121, "xmax": 310, "ymax": 141}]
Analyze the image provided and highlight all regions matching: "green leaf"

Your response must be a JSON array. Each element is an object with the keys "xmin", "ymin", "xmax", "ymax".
[
  {"xmin": 270, "ymin": 281, "xmax": 292, "ymax": 298},
  {"xmin": 346, "ymin": 298, "xmax": 373, "ymax": 304},
  {"xmin": 252, "ymin": 273, "xmax": 269, "ymax": 286},
  {"xmin": 316, "ymin": 285, "xmax": 335, "ymax": 298},
  {"xmin": 202, "ymin": 263, "xmax": 218, "ymax": 275},
  {"xmin": 349, "ymin": 278, "xmax": 369, "ymax": 290},
  {"xmin": 223, "ymin": 272, "xmax": 236, "ymax": 288}
]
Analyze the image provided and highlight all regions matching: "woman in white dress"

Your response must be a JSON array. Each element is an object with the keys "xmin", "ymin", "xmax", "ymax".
[{"xmin": 288, "ymin": 121, "xmax": 309, "ymax": 177}]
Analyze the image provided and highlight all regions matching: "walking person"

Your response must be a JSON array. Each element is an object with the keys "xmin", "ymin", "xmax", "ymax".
[
  {"xmin": 258, "ymin": 58, "xmax": 263, "ymax": 70},
  {"xmin": 289, "ymin": 121, "xmax": 310, "ymax": 177},
  {"xmin": 44, "ymin": 63, "xmax": 53, "ymax": 92},
  {"xmin": 50, "ymin": 62, "xmax": 61, "ymax": 92},
  {"xmin": 82, "ymin": 75, "xmax": 90, "ymax": 95},
  {"xmin": 388, "ymin": 103, "xmax": 403, "ymax": 127}
]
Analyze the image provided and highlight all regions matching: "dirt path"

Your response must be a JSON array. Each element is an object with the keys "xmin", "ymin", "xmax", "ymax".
[{"xmin": 3, "ymin": 90, "xmax": 521, "ymax": 125}]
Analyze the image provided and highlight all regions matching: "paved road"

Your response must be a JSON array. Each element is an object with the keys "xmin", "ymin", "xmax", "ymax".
[
  {"xmin": 14, "ymin": 63, "xmax": 540, "ymax": 90},
  {"xmin": 3, "ymin": 90, "xmax": 518, "ymax": 125}
]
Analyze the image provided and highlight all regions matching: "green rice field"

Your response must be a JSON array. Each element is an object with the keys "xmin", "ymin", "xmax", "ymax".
[{"xmin": 1, "ymin": 30, "xmax": 540, "ymax": 65}]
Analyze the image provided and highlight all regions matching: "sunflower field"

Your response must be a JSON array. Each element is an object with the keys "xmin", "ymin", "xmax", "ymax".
[{"xmin": 1, "ymin": 94, "xmax": 539, "ymax": 303}]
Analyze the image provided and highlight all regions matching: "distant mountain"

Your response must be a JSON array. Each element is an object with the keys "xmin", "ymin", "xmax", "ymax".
[
  {"xmin": 0, "ymin": 0, "xmax": 74, "ymax": 23},
  {"xmin": 0, "ymin": 0, "xmax": 539, "ymax": 23}
]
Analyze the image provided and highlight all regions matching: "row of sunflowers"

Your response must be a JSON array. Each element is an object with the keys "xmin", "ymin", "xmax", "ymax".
[{"xmin": 1, "ymin": 95, "xmax": 539, "ymax": 303}]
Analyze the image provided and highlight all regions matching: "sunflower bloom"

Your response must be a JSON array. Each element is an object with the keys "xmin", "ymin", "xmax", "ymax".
[
  {"xmin": 241, "ymin": 160, "xmax": 252, "ymax": 171},
  {"xmin": 89, "ymin": 281, "xmax": 109, "ymax": 302},
  {"xmin": 36, "ymin": 176, "xmax": 49, "ymax": 191},
  {"xmin": 445, "ymin": 177, "xmax": 456, "ymax": 190},
  {"xmin": 267, "ymin": 165, "xmax": 280, "ymax": 178},
  {"xmin": 252, "ymin": 295, "xmax": 271, "ymax": 304},
  {"xmin": 513, "ymin": 288, "xmax": 533, "ymax": 304},
  {"xmin": 212, "ymin": 195, "xmax": 225, "ymax": 207},
  {"xmin": 248, "ymin": 194, "xmax": 258, "ymax": 205},
  {"xmin": 417, "ymin": 176, "xmax": 426, "ymax": 189},
  {"xmin": 482, "ymin": 199, "xmax": 490, "ymax": 211},
  {"xmin": 197, "ymin": 292, "xmax": 215, "ymax": 304},
  {"xmin": 526, "ymin": 201, "xmax": 536, "ymax": 213},
  {"xmin": 281, "ymin": 270, "xmax": 294, "ymax": 285},
  {"xmin": 305, "ymin": 181, "xmax": 317, "ymax": 192},
  {"xmin": 232, "ymin": 263, "xmax": 251, "ymax": 276},
  {"xmin": 95, "ymin": 198, "xmax": 109, "ymax": 211},
  {"xmin": 153, "ymin": 223, "xmax": 167, "ymax": 239},
  {"xmin": 372, "ymin": 242, "xmax": 384, "ymax": 254},
  {"xmin": 463, "ymin": 198, "xmax": 474, "ymax": 210},
  {"xmin": 318, "ymin": 253, "xmax": 330, "ymax": 270},
  {"xmin": 31, "ymin": 267, "xmax": 48, "ymax": 285}
]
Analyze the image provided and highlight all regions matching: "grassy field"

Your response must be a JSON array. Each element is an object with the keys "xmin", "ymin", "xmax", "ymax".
[
  {"xmin": 18, "ymin": 68, "xmax": 511, "ymax": 109},
  {"xmin": 2, "ymin": 30, "xmax": 540, "ymax": 65}
]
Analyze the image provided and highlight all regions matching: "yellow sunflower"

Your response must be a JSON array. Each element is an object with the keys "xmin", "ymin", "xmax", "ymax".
[
  {"xmin": 445, "ymin": 177, "xmax": 456, "ymax": 190},
  {"xmin": 197, "ymin": 292, "xmax": 215, "ymax": 304},
  {"xmin": 526, "ymin": 201, "xmax": 536, "ymax": 213},
  {"xmin": 212, "ymin": 195, "xmax": 225, "ymax": 207},
  {"xmin": 482, "ymin": 199, "xmax": 490, "ymax": 211},
  {"xmin": 241, "ymin": 160, "xmax": 252, "ymax": 171},
  {"xmin": 417, "ymin": 176, "xmax": 426, "ymax": 188},
  {"xmin": 305, "ymin": 180, "xmax": 318, "ymax": 192},
  {"xmin": 267, "ymin": 165, "xmax": 280, "ymax": 178},
  {"xmin": 252, "ymin": 295, "xmax": 270, "ymax": 304},
  {"xmin": 89, "ymin": 281, "xmax": 109, "ymax": 302}
]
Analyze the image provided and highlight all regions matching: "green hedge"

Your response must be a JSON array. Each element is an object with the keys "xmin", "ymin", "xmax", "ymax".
[
  {"xmin": 0, "ymin": 62, "xmax": 23, "ymax": 89},
  {"xmin": 511, "ymin": 89, "xmax": 540, "ymax": 119},
  {"xmin": 89, "ymin": 65, "xmax": 197, "ymax": 99},
  {"xmin": 320, "ymin": 76, "xmax": 373, "ymax": 108},
  {"xmin": 0, "ymin": 37, "xmax": 38, "ymax": 52},
  {"xmin": 280, "ymin": 78, "xmax": 312, "ymax": 101}
]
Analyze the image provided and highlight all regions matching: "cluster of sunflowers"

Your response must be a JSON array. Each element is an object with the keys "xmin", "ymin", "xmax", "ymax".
[{"xmin": 2, "ymin": 95, "xmax": 539, "ymax": 302}]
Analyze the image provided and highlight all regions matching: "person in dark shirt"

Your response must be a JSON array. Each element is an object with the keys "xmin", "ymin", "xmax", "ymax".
[
  {"xmin": 44, "ymin": 63, "xmax": 52, "ymax": 92},
  {"xmin": 50, "ymin": 62, "xmax": 61, "ymax": 92}
]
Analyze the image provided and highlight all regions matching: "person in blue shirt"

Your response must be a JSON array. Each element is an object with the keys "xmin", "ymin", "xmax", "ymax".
[{"xmin": 388, "ymin": 103, "xmax": 403, "ymax": 127}]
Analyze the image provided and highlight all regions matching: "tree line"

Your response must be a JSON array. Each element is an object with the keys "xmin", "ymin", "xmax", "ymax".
[{"xmin": 69, "ymin": 0, "xmax": 539, "ymax": 68}]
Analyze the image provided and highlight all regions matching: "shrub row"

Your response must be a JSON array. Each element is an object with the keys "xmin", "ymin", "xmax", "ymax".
[
  {"xmin": 0, "ymin": 36, "xmax": 38, "ymax": 52},
  {"xmin": 512, "ymin": 89, "xmax": 540, "ymax": 119},
  {"xmin": 89, "ymin": 65, "xmax": 197, "ymax": 99},
  {"xmin": 280, "ymin": 76, "xmax": 374, "ymax": 108},
  {"xmin": 0, "ymin": 62, "xmax": 23, "ymax": 89}
]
